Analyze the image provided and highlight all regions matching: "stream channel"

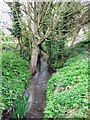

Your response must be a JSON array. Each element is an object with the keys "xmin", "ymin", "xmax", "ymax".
[{"xmin": 25, "ymin": 58, "xmax": 54, "ymax": 118}]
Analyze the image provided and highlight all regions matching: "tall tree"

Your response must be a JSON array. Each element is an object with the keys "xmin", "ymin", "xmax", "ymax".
[
  {"xmin": 22, "ymin": 1, "xmax": 88, "ymax": 74},
  {"xmin": 6, "ymin": 1, "xmax": 22, "ymax": 53},
  {"xmin": 5, "ymin": 0, "xmax": 90, "ymax": 69}
]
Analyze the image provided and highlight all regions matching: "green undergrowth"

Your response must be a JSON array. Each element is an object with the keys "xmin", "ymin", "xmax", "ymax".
[
  {"xmin": 2, "ymin": 51, "xmax": 30, "ymax": 112},
  {"xmin": 66, "ymin": 38, "xmax": 90, "ymax": 58},
  {"xmin": 44, "ymin": 46, "xmax": 89, "ymax": 118}
]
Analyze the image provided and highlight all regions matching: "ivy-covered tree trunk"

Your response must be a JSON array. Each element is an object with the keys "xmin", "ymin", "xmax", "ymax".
[{"xmin": 7, "ymin": 2, "xmax": 23, "ymax": 54}]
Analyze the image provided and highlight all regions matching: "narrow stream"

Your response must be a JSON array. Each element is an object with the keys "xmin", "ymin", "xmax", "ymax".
[
  {"xmin": 25, "ymin": 61, "xmax": 54, "ymax": 118},
  {"xmin": 2, "ymin": 55, "xmax": 54, "ymax": 119}
]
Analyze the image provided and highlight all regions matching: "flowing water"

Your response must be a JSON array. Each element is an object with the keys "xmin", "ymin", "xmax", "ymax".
[{"xmin": 25, "ymin": 61, "xmax": 54, "ymax": 118}]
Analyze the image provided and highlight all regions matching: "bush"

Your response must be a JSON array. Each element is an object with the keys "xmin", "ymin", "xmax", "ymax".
[
  {"xmin": 44, "ymin": 51, "xmax": 89, "ymax": 118},
  {"xmin": 2, "ymin": 51, "xmax": 30, "ymax": 111},
  {"xmin": 65, "ymin": 38, "xmax": 90, "ymax": 58}
]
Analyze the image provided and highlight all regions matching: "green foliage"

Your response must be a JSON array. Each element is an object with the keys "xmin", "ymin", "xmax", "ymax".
[
  {"xmin": 2, "ymin": 42, "xmax": 16, "ymax": 51},
  {"xmin": 65, "ymin": 38, "xmax": 90, "ymax": 58},
  {"xmin": 44, "ymin": 2, "xmax": 84, "ymax": 69},
  {"xmin": 10, "ymin": 2, "xmax": 21, "ymax": 39},
  {"xmin": 20, "ymin": 23, "xmax": 31, "ymax": 59},
  {"xmin": 12, "ymin": 94, "xmax": 30, "ymax": 119},
  {"xmin": 0, "ymin": 31, "xmax": 17, "ymax": 51},
  {"xmin": 44, "ymin": 51, "xmax": 89, "ymax": 118},
  {"xmin": 74, "ymin": 38, "xmax": 90, "ymax": 49},
  {"xmin": 46, "ymin": 39, "xmax": 66, "ymax": 68},
  {"xmin": 0, "ymin": 31, "xmax": 13, "ymax": 42},
  {"xmin": 2, "ymin": 51, "xmax": 30, "ymax": 110}
]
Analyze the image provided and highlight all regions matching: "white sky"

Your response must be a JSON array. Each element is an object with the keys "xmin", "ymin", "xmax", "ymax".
[{"xmin": 0, "ymin": 0, "xmax": 11, "ymax": 33}]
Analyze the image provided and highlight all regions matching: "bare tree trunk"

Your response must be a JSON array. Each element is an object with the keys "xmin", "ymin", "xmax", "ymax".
[{"xmin": 30, "ymin": 45, "xmax": 40, "ymax": 75}]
